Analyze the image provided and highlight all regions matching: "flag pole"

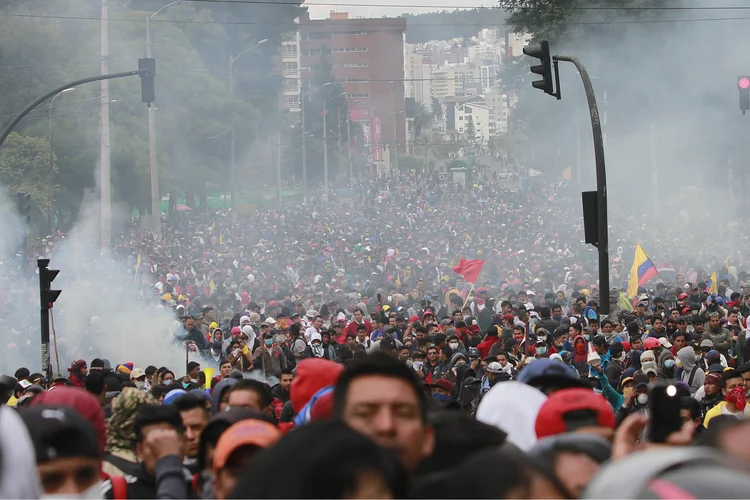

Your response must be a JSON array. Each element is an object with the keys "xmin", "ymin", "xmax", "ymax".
[{"xmin": 462, "ymin": 282, "xmax": 476, "ymax": 309}]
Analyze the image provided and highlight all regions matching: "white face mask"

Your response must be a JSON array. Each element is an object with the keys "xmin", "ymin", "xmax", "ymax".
[
  {"xmin": 134, "ymin": 380, "xmax": 145, "ymax": 390},
  {"xmin": 636, "ymin": 393, "xmax": 649, "ymax": 406},
  {"xmin": 449, "ymin": 342, "xmax": 459, "ymax": 350},
  {"xmin": 42, "ymin": 482, "xmax": 102, "ymax": 500}
]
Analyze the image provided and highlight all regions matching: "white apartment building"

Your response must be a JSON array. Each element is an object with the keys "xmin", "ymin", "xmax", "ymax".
[
  {"xmin": 404, "ymin": 43, "xmax": 432, "ymax": 105},
  {"xmin": 484, "ymin": 89, "xmax": 509, "ymax": 134},
  {"xmin": 506, "ymin": 32, "xmax": 532, "ymax": 57},
  {"xmin": 455, "ymin": 101, "xmax": 491, "ymax": 144},
  {"xmin": 281, "ymin": 31, "xmax": 301, "ymax": 112}
]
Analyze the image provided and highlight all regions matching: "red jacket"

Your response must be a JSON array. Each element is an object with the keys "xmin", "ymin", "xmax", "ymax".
[
  {"xmin": 477, "ymin": 335, "xmax": 500, "ymax": 358},
  {"xmin": 344, "ymin": 320, "xmax": 373, "ymax": 338}
]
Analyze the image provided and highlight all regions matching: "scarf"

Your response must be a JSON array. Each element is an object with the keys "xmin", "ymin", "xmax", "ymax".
[{"xmin": 105, "ymin": 388, "xmax": 156, "ymax": 452}]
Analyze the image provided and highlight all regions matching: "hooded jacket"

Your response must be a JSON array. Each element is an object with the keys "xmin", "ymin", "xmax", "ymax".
[
  {"xmin": 210, "ymin": 378, "xmax": 237, "ymax": 415},
  {"xmin": 291, "ymin": 358, "xmax": 344, "ymax": 415},
  {"xmin": 677, "ymin": 346, "xmax": 705, "ymax": 395},
  {"xmin": 572, "ymin": 335, "xmax": 589, "ymax": 378}
]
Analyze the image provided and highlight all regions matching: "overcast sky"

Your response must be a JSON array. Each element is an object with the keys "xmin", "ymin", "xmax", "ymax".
[{"xmin": 306, "ymin": 0, "xmax": 494, "ymax": 20}]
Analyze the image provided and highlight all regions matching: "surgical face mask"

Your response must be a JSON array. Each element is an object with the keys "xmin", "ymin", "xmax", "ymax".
[
  {"xmin": 134, "ymin": 380, "xmax": 145, "ymax": 390},
  {"xmin": 42, "ymin": 482, "xmax": 102, "ymax": 500},
  {"xmin": 664, "ymin": 359, "xmax": 675, "ymax": 370},
  {"xmin": 449, "ymin": 342, "xmax": 459, "ymax": 350},
  {"xmin": 636, "ymin": 393, "xmax": 649, "ymax": 406},
  {"xmin": 583, "ymin": 334, "xmax": 590, "ymax": 341},
  {"xmin": 190, "ymin": 378, "xmax": 198, "ymax": 384},
  {"xmin": 537, "ymin": 346, "xmax": 547, "ymax": 356},
  {"xmin": 265, "ymin": 338, "xmax": 273, "ymax": 346}
]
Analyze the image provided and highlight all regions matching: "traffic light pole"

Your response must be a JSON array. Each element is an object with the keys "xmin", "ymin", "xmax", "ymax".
[
  {"xmin": 554, "ymin": 55, "xmax": 609, "ymax": 314},
  {"xmin": 37, "ymin": 259, "xmax": 61, "ymax": 381},
  {"xmin": 0, "ymin": 68, "xmax": 151, "ymax": 149}
]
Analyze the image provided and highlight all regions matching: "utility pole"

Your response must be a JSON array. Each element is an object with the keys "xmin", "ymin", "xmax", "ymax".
[
  {"xmin": 276, "ymin": 131, "xmax": 282, "ymax": 207},
  {"xmin": 145, "ymin": 14, "xmax": 160, "ymax": 227},
  {"xmin": 301, "ymin": 93, "xmax": 307, "ymax": 204},
  {"xmin": 229, "ymin": 54, "xmax": 237, "ymax": 217},
  {"xmin": 100, "ymin": 0, "xmax": 111, "ymax": 250},
  {"xmin": 346, "ymin": 113, "xmax": 352, "ymax": 185},
  {"xmin": 48, "ymin": 88, "xmax": 75, "ymax": 234},
  {"xmin": 323, "ymin": 100, "xmax": 328, "ymax": 207}
]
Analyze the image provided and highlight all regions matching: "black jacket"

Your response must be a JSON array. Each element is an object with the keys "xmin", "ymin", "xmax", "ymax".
[{"xmin": 102, "ymin": 456, "xmax": 195, "ymax": 499}]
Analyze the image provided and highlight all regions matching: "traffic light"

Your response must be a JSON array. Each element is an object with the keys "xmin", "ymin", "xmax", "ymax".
[
  {"xmin": 739, "ymin": 76, "xmax": 750, "ymax": 115},
  {"xmin": 38, "ymin": 259, "xmax": 61, "ymax": 309},
  {"xmin": 16, "ymin": 192, "xmax": 31, "ymax": 224},
  {"xmin": 139, "ymin": 58, "xmax": 156, "ymax": 105},
  {"xmin": 523, "ymin": 41, "xmax": 554, "ymax": 96}
]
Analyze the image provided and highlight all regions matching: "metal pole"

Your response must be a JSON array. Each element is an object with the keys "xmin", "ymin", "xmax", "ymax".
[
  {"xmin": 555, "ymin": 55, "xmax": 609, "ymax": 314},
  {"xmin": 392, "ymin": 111, "xmax": 398, "ymax": 176},
  {"xmin": 100, "ymin": 0, "xmax": 111, "ymax": 250},
  {"xmin": 146, "ymin": 15, "xmax": 160, "ymax": 223},
  {"xmin": 323, "ymin": 100, "xmax": 329, "ymax": 207},
  {"xmin": 649, "ymin": 107, "xmax": 658, "ymax": 219},
  {"xmin": 48, "ymin": 99, "xmax": 55, "ymax": 235},
  {"xmin": 229, "ymin": 55, "xmax": 237, "ymax": 217},
  {"xmin": 346, "ymin": 113, "xmax": 352, "ymax": 185},
  {"xmin": 301, "ymin": 93, "xmax": 307, "ymax": 203},
  {"xmin": 276, "ymin": 131, "xmax": 281, "ymax": 206},
  {"xmin": 38, "ymin": 259, "xmax": 51, "ymax": 381}
]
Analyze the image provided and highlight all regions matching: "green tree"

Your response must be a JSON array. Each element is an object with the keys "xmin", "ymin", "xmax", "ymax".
[
  {"xmin": 431, "ymin": 97, "xmax": 443, "ymax": 120},
  {"xmin": 412, "ymin": 101, "xmax": 433, "ymax": 137},
  {"xmin": 0, "ymin": 132, "xmax": 55, "ymax": 220},
  {"xmin": 465, "ymin": 116, "xmax": 476, "ymax": 143}
]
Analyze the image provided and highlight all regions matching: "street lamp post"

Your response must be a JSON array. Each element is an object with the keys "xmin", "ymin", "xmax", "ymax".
[
  {"xmin": 48, "ymin": 88, "xmax": 75, "ymax": 234},
  {"xmin": 228, "ymin": 39, "xmax": 268, "ymax": 216},
  {"xmin": 145, "ymin": 0, "xmax": 182, "ymax": 228},
  {"xmin": 323, "ymin": 92, "xmax": 345, "ymax": 207},
  {"xmin": 300, "ymin": 82, "xmax": 331, "ymax": 204}
]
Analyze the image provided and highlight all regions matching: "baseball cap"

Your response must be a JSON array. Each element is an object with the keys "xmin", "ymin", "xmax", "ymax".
[
  {"xmin": 502, "ymin": 313, "xmax": 515, "ymax": 322},
  {"xmin": 642, "ymin": 362, "xmax": 658, "ymax": 376},
  {"xmin": 658, "ymin": 337, "xmax": 672, "ymax": 348},
  {"xmin": 517, "ymin": 358, "xmax": 591, "ymax": 390},
  {"xmin": 700, "ymin": 339, "xmax": 714, "ymax": 348},
  {"xmin": 213, "ymin": 420, "xmax": 281, "ymax": 471},
  {"xmin": 20, "ymin": 406, "xmax": 100, "ymax": 463},
  {"xmin": 432, "ymin": 378, "xmax": 453, "ymax": 393},
  {"xmin": 632, "ymin": 373, "xmax": 650, "ymax": 388},
  {"xmin": 486, "ymin": 362, "xmax": 503, "ymax": 374},
  {"xmin": 535, "ymin": 388, "xmax": 616, "ymax": 439},
  {"xmin": 130, "ymin": 368, "xmax": 146, "ymax": 380}
]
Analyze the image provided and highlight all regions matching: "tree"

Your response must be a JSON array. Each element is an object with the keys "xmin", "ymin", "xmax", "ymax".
[
  {"xmin": 431, "ymin": 97, "xmax": 443, "ymax": 120},
  {"xmin": 465, "ymin": 116, "xmax": 476, "ymax": 144},
  {"xmin": 412, "ymin": 102, "xmax": 433, "ymax": 137},
  {"xmin": 0, "ymin": 132, "xmax": 55, "ymax": 221}
]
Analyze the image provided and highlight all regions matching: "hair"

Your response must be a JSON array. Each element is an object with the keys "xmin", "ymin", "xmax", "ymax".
[
  {"xmin": 440, "ymin": 345, "xmax": 452, "ymax": 358},
  {"xmin": 171, "ymin": 392, "xmax": 210, "ymax": 415},
  {"xmin": 570, "ymin": 323, "xmax": 583, "ymax": 334},
  {"xmin": 187, "ymin": 361, "xmax": 201, "ymax": 373},
  {"xmin": 280, "ymin": 368, "xmax": 294, "ymax": 377},
  {"xmin": 220, "ymin": 359, "xmax": 232, "ymax": 369},
  {"xmin": 722, "ymin": 369, "xmax": 743, "ymax": 388},
  {"xmin": 14, "ymin": 367, "xmax": 30, "ymax": 380},
  {"xmin": 353, "ymin": 307, "xmax": 364, "ymax": 315},
  {"xmin": 538, "ymin": 306, "xmax": 551, "ymax": 319},
  {"xmin": 229, "ymin": 379, "xmax": 273, "ymax": 409},
  {"xmin": 601, "ymin": 319, "xmax": 613, "ymax": 328},
  {"xmin": 90, "ymin": 358, "xmax": 104, "ymax": 369},
  {"xmin": 84, "ymin": 371, "xmax": 105, "ymax": 395},
  {"xmin": 145, "ymin": 366, "xmax": 157, "ymax": 376},
  {"xmin": 333, "ymin": 352, "xmax": 427, "ymax": 423},
  {"xmin": 149, "ymin": 384, "xmax": 171, "ymax": 401},
  {"xmin": 133, "ymin": 404, "xmax": 184, "ymax": 444},
  {"xmin": 289, "ymin": 323, "xmax": 301, "ymax": 337}
]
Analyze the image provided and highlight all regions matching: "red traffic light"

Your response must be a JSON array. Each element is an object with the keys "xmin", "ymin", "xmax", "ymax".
[{"xmin": 739, "ymin": 77, "xmax": 750, "ymax": 90}]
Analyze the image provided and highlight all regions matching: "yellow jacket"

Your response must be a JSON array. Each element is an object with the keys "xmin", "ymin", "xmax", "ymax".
[{"xmin": 703, "ymin": 401, "xmax": 750, "ymax": 427}]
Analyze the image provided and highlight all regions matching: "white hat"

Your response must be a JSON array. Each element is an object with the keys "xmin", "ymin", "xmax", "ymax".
[
  {"xmin": 486, "ymin": 362, "xmax": 503, "ymax": 374},
  {"xmin": 659, "ymin": 337, "xmax": 672, "ymax": 348},
  {"xmin": 263, "ymin": 317, "xmax": 276, "ymax": 326},
  {"xmin": 130, "ymin": 368, "xmax": 146, "ymax": 380},
  {"xmin": 240, "ymin": 315, "xmax": 251, "ymax": 325},
  {"xmin": 306, "ymin": 310, "xmax": 318, "ymax": 318}
]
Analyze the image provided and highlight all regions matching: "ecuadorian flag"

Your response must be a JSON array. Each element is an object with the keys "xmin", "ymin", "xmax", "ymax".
[
  {"xmin": 626, "ymin": 244, "xmax": 659, "ymax": 298},
  {"xmin": 706, "ymin": 271, "xmax": 718, "ymax": 295}
]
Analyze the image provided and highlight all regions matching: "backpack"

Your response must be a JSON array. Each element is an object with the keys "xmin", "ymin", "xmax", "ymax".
[{"xmin": 102, "ymin": 473, "xmax": 128, "ymax": 500}]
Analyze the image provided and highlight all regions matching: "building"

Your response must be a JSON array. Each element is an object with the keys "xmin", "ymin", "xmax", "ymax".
[
  {"xmin": 281, "ymin": 31, "xmax": 301, "ymax": 112},
  {"xmin": 444, "ymin": 95, "xmax": 492, "ymax": 144},
  {"xmin": 404, "ymin": 43, "xmax": 432, "ymax": 106},
  {"xmin": 298, "ymin": 11, "xmax": 407, "ymax": 160},
  {"xmin": 506, "ymin": 32, "xmax": 532, "ymax": 57}
]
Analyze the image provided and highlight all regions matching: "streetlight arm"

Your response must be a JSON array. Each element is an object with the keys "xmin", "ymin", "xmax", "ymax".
[
  {"xmin": 151, "ymin": 0, "xmax": 183, "ymax": 19},
  {"xmin": 231, "ymin": 39, "xmax": 269, "ymax": 64}
]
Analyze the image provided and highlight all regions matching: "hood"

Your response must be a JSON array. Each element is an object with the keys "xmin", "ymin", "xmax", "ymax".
[
  {"xmin": 0, "ymin": 406, "xmax": 41, "ymax": 498},
  {"xmin": 308, "ymin": 332, "xmax": 322, "ymax": 345},
  {"xmin": 210, "ymin": 378, "xmax": 238, "ymax": 415},
  {"xmin": 291, "ymin": 358, "xmax": 344, "ymax": 414},
  {"xmin": 31, "ymin": 386, "xmax": 106, "ymax": 455},
  {"xmin": 630, "ymin": 350, "xmax": 644, "ymax": 371},
  {"xmin": 677, "ymin": 346, "xmax": 696, "ymax": 371},
  {"xmin": 475, "ymin": 381, "xmax": 547, "ymax": 452}
]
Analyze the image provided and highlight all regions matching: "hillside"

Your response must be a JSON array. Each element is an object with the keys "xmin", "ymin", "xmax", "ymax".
[{"xmin": 403, "ymin": 8, "xmax": 508, "ymax": 43}]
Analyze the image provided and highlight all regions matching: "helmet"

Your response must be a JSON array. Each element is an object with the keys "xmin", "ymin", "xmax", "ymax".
[
  {"xmin": 643, "ymin": 337, "xmax": 661, "ymax": 350},
  {"xmin": 468, "ymin": 347, "xmax": 480, "ymax": 359}
]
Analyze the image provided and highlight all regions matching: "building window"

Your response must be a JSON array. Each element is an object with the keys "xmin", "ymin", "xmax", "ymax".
[
  {"xmin": 282, "ymin": 46, "xmax": 297, "ymax": 58},
  {"xmin": 343, "ymin": 78, "xmax": 367, "ymax": 83},
  {"xmin": 332, "ymin": 47, "xmax": 368, "ymax": 52},
  {"xmin": 343, "ymin": 62, "xmax": 369, "ymax": 67},
  {"xmin": 282, "ymin": 62, "xmax": 298, "ymax": 76},
  {"xmin": 458, "ymin": 116, "xmax": 463, "ymax": 120},
  {"xmin": 335, "ymin": 31, "xmax": 365, "ymax": 35},
  {"xmin": 348, "ymin": 93, "xmax": 369, "ymax": 98},
  {"xmin": 284, "ymin": 95, "xmax": 300, "ymax": 108},
  {"xmin": 306, "ymin": 32, "xmax": 332, "ymax": 40}
]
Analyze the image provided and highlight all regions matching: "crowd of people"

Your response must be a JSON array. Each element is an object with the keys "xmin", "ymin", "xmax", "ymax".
[{"xmin": 3, "ymin": 165, "xmax": 750, "ymax": 498}]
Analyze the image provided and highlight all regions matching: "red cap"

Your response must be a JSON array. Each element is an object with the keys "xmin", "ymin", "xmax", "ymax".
[
  {"xmin": 212, "ymin": 420, "xmax": 281, "ymax": 471},
  {"xmin": 535, "ymin": 388, "xmax": 615, "ymax": 439},
  {"xmin": 432, "ymin": 378, "xmax": 453, "ymax": 393},
  {"xmin": 502, "ymin": 313, "xmax": 515, "ymax": 322},
  {"xmin": 409, "ymin": 315, "xmax": 420, "ymax": 323},
  {"xmin": 621, "ymin": 341, "xmax": 631, "ymax": 352},
  {"xmin": 678, "ymin": 293, "xmax": 688, "ymax": 299}
]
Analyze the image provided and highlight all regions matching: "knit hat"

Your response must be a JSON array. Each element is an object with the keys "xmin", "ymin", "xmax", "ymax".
[{"xmin": 117, "ymin": 362, "xmax": 134, "ymax": 375}]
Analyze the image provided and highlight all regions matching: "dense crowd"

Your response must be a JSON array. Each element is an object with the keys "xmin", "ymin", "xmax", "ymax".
[{"xmin": 3, "ymin": 166, "xmax": 750, "ymax": 498}]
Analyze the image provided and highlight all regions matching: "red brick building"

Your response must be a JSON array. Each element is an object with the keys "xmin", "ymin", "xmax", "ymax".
[{"xmin": 298, "ymin": 11, "xmax": 406, "ymax": 161}]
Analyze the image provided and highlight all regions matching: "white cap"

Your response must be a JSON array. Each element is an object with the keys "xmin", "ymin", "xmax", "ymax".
[
  {"xmin": 486, "ymin": 362, "xmax": 503, "ymax": 374},
  {"xmin": 130, "ymin": 368, "xmax": 146, "ymax": 380}
]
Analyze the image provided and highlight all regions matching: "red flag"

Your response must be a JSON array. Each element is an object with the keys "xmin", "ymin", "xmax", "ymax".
[{"xmin": 452, "ymin": 258, "xmax": 484, "ymax": 284}]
